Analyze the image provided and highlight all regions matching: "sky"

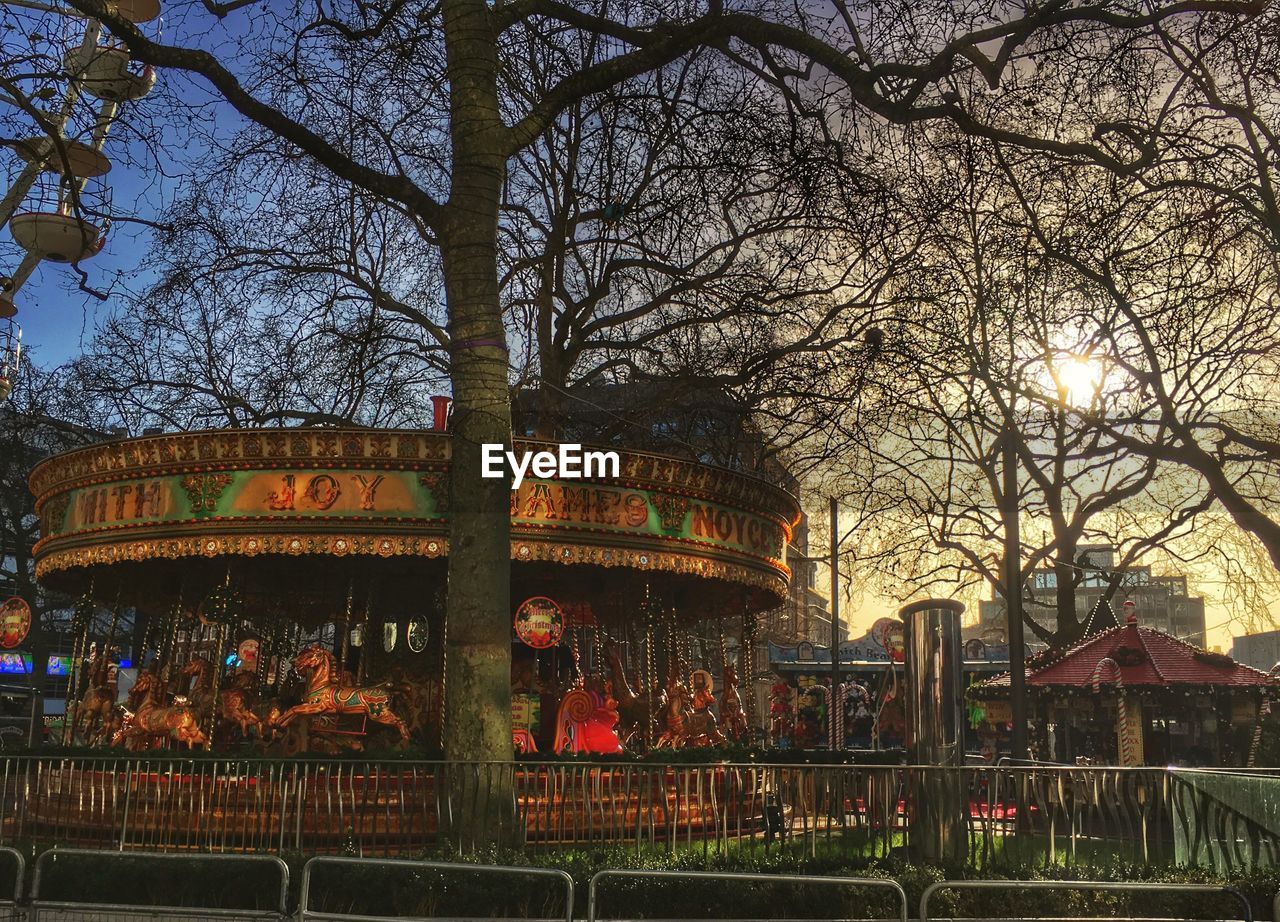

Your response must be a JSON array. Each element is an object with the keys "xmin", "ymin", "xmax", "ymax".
[{"xmin": 5, "ymin": 3, "xmax": 1278, "ymax": 657}]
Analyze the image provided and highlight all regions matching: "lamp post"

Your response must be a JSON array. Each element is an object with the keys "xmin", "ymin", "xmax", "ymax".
[
  {"xmin": 1002, "ymin": 421, "xmax": 1029, "ymax": 762},
  {"xmin": 791, "ymin": 502, "xmax": 846, "ymax": 749}
]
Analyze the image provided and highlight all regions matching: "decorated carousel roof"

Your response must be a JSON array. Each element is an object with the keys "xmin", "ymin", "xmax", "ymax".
[
  {"xmin": 974, "ymin": 613, "xmax": 1278, "ymax": 694},
  {"xmin": 28, "ymin": 428, "xmax": 801, "ymax": 619}
]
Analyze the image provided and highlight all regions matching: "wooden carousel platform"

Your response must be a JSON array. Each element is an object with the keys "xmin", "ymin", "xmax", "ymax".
[{"xmin": 8, "ymin": 760, "xmax": 776, "ymax": 852}]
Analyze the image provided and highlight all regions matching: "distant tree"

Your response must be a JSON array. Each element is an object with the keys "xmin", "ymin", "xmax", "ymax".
[
  {"xmin": 778, "ymin": 127, "xmax": 1217, "ymax": 648},
  {"xmin": 0, "ymin": 359, "xmax": 110, "ymax": 700}
]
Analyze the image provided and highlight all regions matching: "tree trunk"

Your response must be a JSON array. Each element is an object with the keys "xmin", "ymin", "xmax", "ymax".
[
  {"xmin": 438, "ymin": 0, "xmax": 516, "ymax": 847},
  {"xmin": 1053, "ymin": 548, "xmax": 1082, "ymax": 648}
]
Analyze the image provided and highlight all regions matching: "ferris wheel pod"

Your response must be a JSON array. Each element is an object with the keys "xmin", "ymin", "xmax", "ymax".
[
  {"xmin": 112, "ymin": 0, "xmax": 161, "ymax": 23},
  {"xmin": 75, "ymin": 46, "xmax": 157, "ymax": 102},
  {"xmin": 9, "ymin": 213, "xmax": 105, "ymax": 263},
  {"xmin": 13, "ymin": 138, "xmax": 112, "ymax": 178},
  {"xmin": 0, "ymin": 297, "xmax": 14, "ymax": 321}
]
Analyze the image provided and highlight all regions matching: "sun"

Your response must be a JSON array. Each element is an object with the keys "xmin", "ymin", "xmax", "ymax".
[{"xmin": 1055, "ymin": 356, "xmax": 1103, "ymax": 406}]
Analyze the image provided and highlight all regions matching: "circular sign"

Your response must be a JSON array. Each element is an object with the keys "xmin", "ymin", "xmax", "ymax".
[
  {"xmin": 383, "ymin": 621, "xmax": 398, "ymax": 652},
  {"xmin": 514, "ymin": 596, "xmax": 564, "ymax": 650},
  {"xmin": 871, "ymin": 617, "xmax": 905, "ymax": 662},
  {"xmin": 0, "ymin": 598, "xmax": 30, "ymax": 649},
  {"xmin": 406, "ymin": 617, "xmax": 428, "ymax": 653},
  {"xmin": 236, "ymin": 638, "xmax": 259, "ymax": 672}
]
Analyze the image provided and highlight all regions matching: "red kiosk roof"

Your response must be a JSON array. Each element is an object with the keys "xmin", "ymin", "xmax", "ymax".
[{"xmin": 982, "ymin": 616, "xmax": 1277, "ymax": 690}]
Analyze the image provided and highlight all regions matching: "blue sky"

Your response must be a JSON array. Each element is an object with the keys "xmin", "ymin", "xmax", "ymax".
[{"xmin": 3, "ymin": 2, "xmax": 252, "ymax": 369}]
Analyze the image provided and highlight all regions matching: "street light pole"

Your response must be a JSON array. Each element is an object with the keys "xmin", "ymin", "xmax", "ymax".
[
  {"xmin": 1001, "ymin": 426, "xmax": 1029, "ymax": 762},
  {"xmin": 829, "ymin": 497, "xmax": 841, "ymax": 748}
]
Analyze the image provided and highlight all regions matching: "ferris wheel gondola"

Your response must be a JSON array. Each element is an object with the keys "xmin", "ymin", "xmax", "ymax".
[
  {"xmin": 0, "ymin": 0, "xmax": 158, "ymax": 397},
  {"xmin": 73, "ymin": 45, "xmax": 158, "ymax": 102}
]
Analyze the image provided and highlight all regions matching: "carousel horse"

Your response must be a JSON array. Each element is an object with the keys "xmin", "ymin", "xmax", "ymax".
[
  {"xmin": 106, "ymin": 673, "xmax": 153, "ymax": 747},
  {"xmin": 382, "ymin": 664, "xmax": 435, "ymax": 737},
  {"xmin": 219, "ymin": 670, "xmax": 265, "ymax": 739},
  {"xmin": 123, "ymin": 670, "xmax": 209, "ymax": 750},
  {"xmin": 686, "ymin": 671, "xmax": 724, "ymax": 746},
  {"xmin": 604, "ymin": 642, "xmax": 650, "ymax": 745},
  {"xmin": 553, "ymin": 678, "xmax": 623, "ymax": 755},
  {"xmin": 718, "ymin": 661, "xmax": 749, "ymax": 742},
  {"xmin": 654, "ymin": 669, "xmax": 692, "ymax": 749},
  {"xmin": 183, "ymin": 656, "xmax": 218, "ymax": 717},
  {"xmin": 74, "ymin": 649, "xmax": 118, "ymax": 745},
  {"xmin": 271, "ymin": 645, "xmax": 410, "ymax": 747},
  {"xmin": 102, "ymin": 704, "xmax": 131, "ymax": 747}
]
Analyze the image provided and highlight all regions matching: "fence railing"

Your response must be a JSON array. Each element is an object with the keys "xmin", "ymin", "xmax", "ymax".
[
  {"xmin": 28, "ymin": 847, "xmax": 291, "ymax": 921},
  {"xmin": 918, "ymin": 879, "xmax": 1254, "ymax": 921},
  {"xmin": 299, "ymin": 857, "xmax": 574, "ymax": 922},
  {"xmin": 588, "ymin": 869, "xmax": 909, "ymax": 922},
  {"xmin": 0, "ymin": 757, "xmax": 1265, "ymax": 867},
  {"xmin": 0, "ymin": 852, "xmax": 1267, "ymax": 920}
]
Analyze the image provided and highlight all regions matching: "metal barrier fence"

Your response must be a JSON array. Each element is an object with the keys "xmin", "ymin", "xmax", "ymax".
[
  {"xmin": 919, "ymin": 880, "xmax": 1254, "ymax": 922},
  {"xmin": 0, "ymin": 847, "xmax": 22, "ymax": 922},
  {"xmin": 298, "ymin": 857, "xmax": 575, "ymax": 922},
  {"xmin": 587, "ymin": 869, "xmax": 909, "ymax": 922},
  {"xmin": 29, "ymin": 848, "xmax": 291, "ymax": 922},
  {"xmin": 0, "ymin": 757, "xmax": 1266, "ymax": 866}
]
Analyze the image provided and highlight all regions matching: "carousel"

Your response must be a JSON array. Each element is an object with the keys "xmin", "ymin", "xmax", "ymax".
[
  {"xmin": 968, "ymin": 607, "xmax": 1280, "ymax": 766},
  {"xmin": 30, "ymin": 425, "xmax": 800, "ymax": 757}
]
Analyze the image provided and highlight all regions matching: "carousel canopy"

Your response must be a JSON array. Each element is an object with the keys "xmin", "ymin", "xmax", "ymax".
[
  {"xmin": 973, "ymin": 614, "xmax": 1278, "ymax": 695},
  {"xmin": 27, "ymin": 428, "xmax": 801, "ymax": 622}
]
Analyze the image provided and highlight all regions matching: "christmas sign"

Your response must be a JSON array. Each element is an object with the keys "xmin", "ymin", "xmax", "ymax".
[
  {"xmin": 514, "ymin": 596, "xmax": 565, "ymax": 649},
  {"xmin": 0, "ymin": 597, "xmax": 30, "ymax": 649},
  {"xmin": 871, "ymin": 617, "xmax": 906, "ymax": 662},
  {"xmin": 511, "ymin": 693, "xmax": 541, "ymax": 733}
]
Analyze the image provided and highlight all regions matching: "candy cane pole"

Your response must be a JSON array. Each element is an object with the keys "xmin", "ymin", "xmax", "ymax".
[
  {"xmin": 1090, "ymin": 657, "xmax": 1133, "ymax": 764},
  {"xmin": 1247, "ymin": 665, "xmax": 1280, "ymax": 768},
  {"xmin": 1247, "ymin": 698, "xmax": 1271, "ymax": 768}
]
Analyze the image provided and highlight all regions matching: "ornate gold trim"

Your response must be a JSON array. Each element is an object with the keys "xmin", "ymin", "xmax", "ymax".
[{"xmin": 33, "ymin": 533, "xmax": 787, "ymax": 596}]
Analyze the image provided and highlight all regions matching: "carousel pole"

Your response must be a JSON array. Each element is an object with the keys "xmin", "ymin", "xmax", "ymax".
[
  {"xmin": 62, "ymin": 586, "xmax": 93, "ymax": 745},
  {"xmin": 205, "ymin": 620, "xmax": 230, "ymax": 748},
  {"xmin": 742, "ymin": 600, "xmax": 758, "ymax": 743},
  {"xmin": 718, "ymin": 617, "xmax": 728, "ymax": 677},
  {"xmin": 644, "ymin": 586, "xmax": 656, "ymax": 750},
  {"xmin": 156, "ymin": 596, "xmax": 177, "ymax": 679},
  {"xmin": 255, "ymin": 613, "xmax": 275, "ymax": 690},
  {"xmin": 569, "ymin": 624, "xmax": 582, "ymax": 685},
  {"xmin": 339, "ymin": 576, "xmax": 354, "ymax": 679},
  {"xmin": 437, "ymin": 602, "xmax": 449, "ymax": 751},
  {"xmin": 357, "ymin": 585, "xmax": 373, "ymax": 684},
  {"xmin": 100, "ymin": 586, "xmax": 123, "ymax": 679},
  {"xmin": 670, "ymin": 608, "xmax": 679, "ymax": 677}
]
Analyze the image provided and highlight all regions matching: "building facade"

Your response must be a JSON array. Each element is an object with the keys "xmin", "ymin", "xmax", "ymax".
[
  {"xmin": 1231, "ymin": 629, "xmax": 1280, "ymax": 673},
  {"xmin": 978, "ymin": 545, "xmax": 1207, "ymax": 647}
]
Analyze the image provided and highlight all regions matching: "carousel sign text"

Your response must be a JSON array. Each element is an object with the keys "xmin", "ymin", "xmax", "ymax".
[{"xmin": 482, "ymin": 443, "xmax": 620, "ymax": 489}]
